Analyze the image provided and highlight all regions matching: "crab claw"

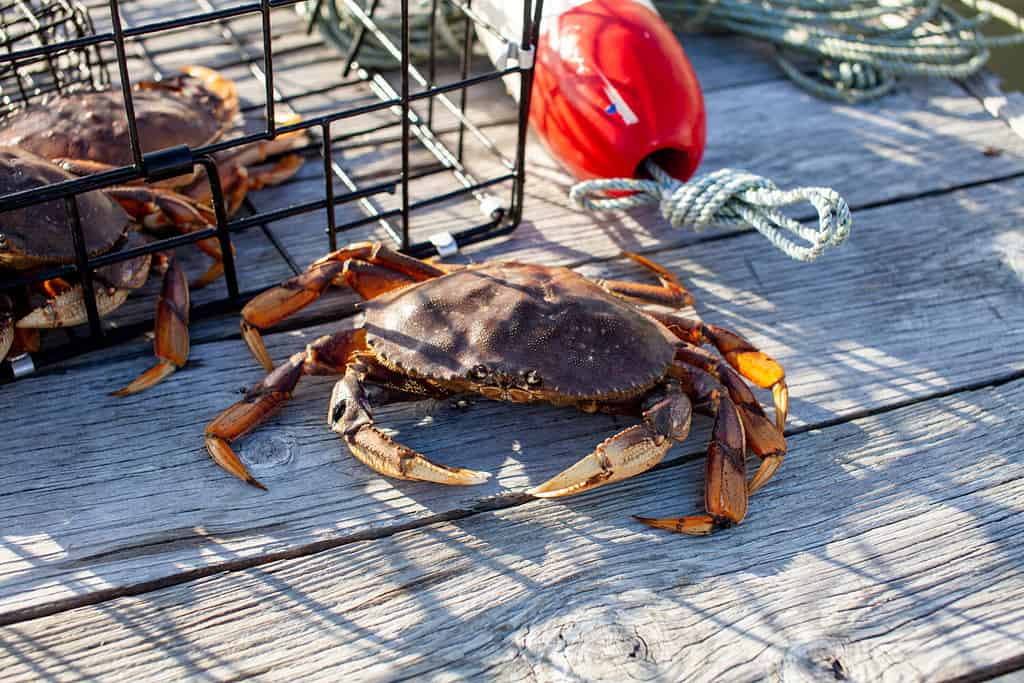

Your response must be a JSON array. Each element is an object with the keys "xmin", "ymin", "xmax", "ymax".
[
  {"xmin": 529, "ymin": 425, "xmax": 672, "ymax": 498},
  {"xmin": 0, "ymin": 317, "xmax": 13, "ymax": 363},
  {"xmin": 703, "ymin": 324, "xmax": 788, "ymax": 429},
  {"xmin": 329, "ymin": 370, "xmax": 491, "ymax": 486},
  {"xmin": 343, "ymin": 425, "xmax": 491, "ymax": 486},
  {"xmin": 17, "ymin": 285, "xmax": 129, "ymax": 329},
  {"xmin": 180, "ymin": 65, "xmax": 239, "ymax": 123}
]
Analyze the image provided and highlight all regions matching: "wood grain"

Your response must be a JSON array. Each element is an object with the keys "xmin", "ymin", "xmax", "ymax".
[
  {"xmin": 51, "ymin": 4, "xmax": 1024, "ymax": 346},
  {"xmin": 3, "ymin": 378, "xmax": 1023, "ymax": 681},
  {"xmin": 1, "ymin": 177, "xmax": 1022, "ymax": 621},
  {"xmin": 5, "ymin": 6, "xmax": 1024, "ymax": 679},
  {"xmin": 70, "ymin": 71, "xmax": 1021, "ymax": 352}
]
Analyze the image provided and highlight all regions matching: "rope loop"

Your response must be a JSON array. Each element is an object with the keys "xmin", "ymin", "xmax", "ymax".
[
  {"xmin": 657, "ymin": 0, "xmax": 1024, "ymax": 101},
  {"xmin": 570, "ymin": 160, "xmax": 852, "ymax": 262}
]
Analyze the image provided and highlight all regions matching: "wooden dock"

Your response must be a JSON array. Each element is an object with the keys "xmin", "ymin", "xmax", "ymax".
[{"xmin": 2, "ymin": 2, "xmax": 1024, "ymax": 679}]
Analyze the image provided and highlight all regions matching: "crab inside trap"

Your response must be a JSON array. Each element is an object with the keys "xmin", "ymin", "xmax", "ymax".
[{"xmin": 0, "ymin": 0, "xmax": 537, "ymax": 369}]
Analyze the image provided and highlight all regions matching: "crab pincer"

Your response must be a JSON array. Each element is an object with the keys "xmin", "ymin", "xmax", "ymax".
[
  {"xmin": 0, "ymin": 148, "xmax": 201, "ymax": 394},
  {"xmin": 0, "ymin": 316, "xmax": 12, "ymax": 364},
  {"xmin": 204, "ymin": 246, "xmax": 789, "ymax": 536},
  {"xmin": 529, "ymin": 382, "xmax": 693, "ymax": 498}
]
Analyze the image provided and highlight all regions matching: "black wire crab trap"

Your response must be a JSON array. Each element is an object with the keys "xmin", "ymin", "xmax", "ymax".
[{"xmin": 0, "ymin": 0, "xmax": 543, "ymax": 380}]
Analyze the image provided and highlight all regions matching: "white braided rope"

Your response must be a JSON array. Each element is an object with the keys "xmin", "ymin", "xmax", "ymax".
[{"xmin": 570, "ymin": 161, "xmax": 852, "ymax": 262}]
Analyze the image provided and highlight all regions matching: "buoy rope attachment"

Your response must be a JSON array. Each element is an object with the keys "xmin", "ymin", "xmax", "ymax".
[{"xmin": 570, "ymin": 161, "xmax": 852, "ymax": 262}]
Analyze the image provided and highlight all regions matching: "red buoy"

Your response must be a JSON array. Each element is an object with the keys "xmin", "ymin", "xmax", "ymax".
[{"xmin": 529, "ymin": 0, "xmax": 706, "ymax": 182}]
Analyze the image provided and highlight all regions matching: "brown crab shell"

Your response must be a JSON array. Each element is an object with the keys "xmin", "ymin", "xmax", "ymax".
[
  {"xmin": 0, "ymin": 72, "xmax": 236, "ymax": 174},
  {"xmin": 0, "ymin": 147, "xmax": 131, "ymax": 269},
  {"xmin": 362, "ymin": 262, "xmax": 680, "ymax": 399}
]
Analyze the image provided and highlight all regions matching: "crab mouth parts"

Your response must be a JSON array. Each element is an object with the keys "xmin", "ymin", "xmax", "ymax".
[
  {"xmin": 477, "ymin": 384, "xmax": 535, "ymax": 403},
  {"xmin": 470, "ymin": 368, "xmax": 543, "ymax": 403}
]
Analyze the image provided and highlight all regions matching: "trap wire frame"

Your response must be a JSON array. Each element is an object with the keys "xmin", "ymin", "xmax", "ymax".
[
  {"xmin": 1, "ymin": 0, "xmax": 110, "ymax": 111},
  {"xmin": 0, "ymin": 0, "xmax": 543, "ymax": 378}
]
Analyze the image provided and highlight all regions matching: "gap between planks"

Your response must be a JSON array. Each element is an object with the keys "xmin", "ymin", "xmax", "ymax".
[
  {"xmin": 35, "ymin": 74, "xmax": 1024, "ymax": 377},
  {"xmin": 3, "ymin": 365, "xmax": 1024, "ymax": 630},
  {"xmin": 3, "ymin": 377, "xmax": 1024, "ymax": 680},
  {"xmin": 2, "ymin": 176, "xmax": 1023, "ymax": 625}
]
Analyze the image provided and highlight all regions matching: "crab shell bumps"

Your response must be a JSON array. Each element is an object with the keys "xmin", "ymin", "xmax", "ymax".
[
  {"xmin": 0, "ymin": 65, "xmax": 307, "ymax": 220},
  {"xmin": 205, "ymin": 242, "xmax": 790, "ymax": 535},
  {"xmin": 0, "ymin": 147, "xmax": 195, "ymax": 395}
]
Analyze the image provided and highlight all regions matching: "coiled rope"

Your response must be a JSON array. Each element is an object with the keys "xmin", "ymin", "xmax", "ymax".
[
  {"xmin": 656, "ymin": 0, "xmax": 1024, "ymax": 102},
  {"xmin": 571, "ymin": 161, "xmax": 852, "ymax": 262}
]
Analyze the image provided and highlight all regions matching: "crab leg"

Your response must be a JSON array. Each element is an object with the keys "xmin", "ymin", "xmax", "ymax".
[
  {"xmin": 222, "ymin": 115, "xmax": 308, "ymax": 189},
  {"xmin": 529, "ymin": 381, "xmax": 692, "ymax": 498},
  {"xmin": 53, "ymin": 172, "xmax": 226, "ymax": 288},
  {"xmin": 329, "ymin": 356, "xmax": 490, "ymax": 486},
  {"xmin": 247, "ymin": 153, "xmax": 306, "ymax": 189},
  {"xmin": 205, "ymin": 327, "xmax": 368, "ymax": 488},
  {"xmin": 183, "ymin": 114, "xmax": 308, "ymax": 216},
  {"xmin": 595, "ymin": 252, "xmax": 694, "ymax": 308},
  {"xmin": 241, "ymin": 242, "xmax": 444, "ymax": 370},
  {"xmin": 179, "ymin": 65, "xmax": 240, "ymax": 119},
  {"xmin": 103, "ymin": 185, "xmax": 230, "ymax": 289},
  {"xmin": 111, "ymin": 259, "xmax": 190, "ymax": 396},
  {"xmin": 651, "ymin": 311, "xmax": 788, "ymax": 431},
  {"xmin": 636, "ymin": 364, "xmax": 749, "ymax": 535},
  {"xmin": 675, "ymin": 345, "xmax": 786, "ymax": 494},
  {"xmin": 59, "ymin": 165, "xmax": 217, "ymax": 228}
]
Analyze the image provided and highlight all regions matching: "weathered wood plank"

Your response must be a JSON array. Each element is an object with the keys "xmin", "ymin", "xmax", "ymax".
[
  {"xmin": 3, "ymin": 378, "xmax": 1023, "ymax": 681},
  {"xmin": 229, "ymin": 74, "xmax": 1024, "ymax": 290},
  {"xmin": 106, "ymin": 71, "xmax": 1024, "ymax": 355},
  {"xmin": 103, "ymin": 0, "xmax": 1024, "ymax": 278},
  {"xmin": 2, "ymin": 177, "xmax": 1022, "ymax": 620},
  {"xmin": 44, "ymin": 0, "xmax": 1024, "ymax": 350}
]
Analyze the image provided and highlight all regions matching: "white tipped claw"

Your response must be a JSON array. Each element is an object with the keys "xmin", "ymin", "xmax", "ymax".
[
  {"xmin": 342, "ymin": 424, "xmax": 491, "ymax": 486},
  {"xmin": 0, "ymin": 317, "xmax": 12, "ymax": 363},
  {"xmin": 529, "ymin": 425, "xmax": 671, "ymax": 499},
  {"xmin": 17, "ymin": 286, "xmax": 128, "ymax": 329},
  {"xmin": 773, "ymin": 381, "xmax": 789, "ymax": 432},
  {"xmin": 413, "ymin": 462, "xmax": 491, "ymax": 486}
]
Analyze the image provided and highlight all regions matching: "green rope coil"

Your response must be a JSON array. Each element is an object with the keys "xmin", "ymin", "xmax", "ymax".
[
  {"xmin": 306, "ymin": 0, "xmax": 1024, "ymax": 101},
  {"xmin": 656, "ymin": 0, "xmax": 1024, "ymax": 102},
  {"xmin": 571, "ymin": 161, "xmax": 853, "ymax": 262}
]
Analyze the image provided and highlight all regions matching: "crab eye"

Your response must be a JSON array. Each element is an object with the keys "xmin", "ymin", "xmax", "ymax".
[
  {"xmin": 524, "ymin": 370, "xmax": 542, "ymax": 386},
  {"xmin": 471, "ymin": 364, "xmax": 489, "ymax": 380}
]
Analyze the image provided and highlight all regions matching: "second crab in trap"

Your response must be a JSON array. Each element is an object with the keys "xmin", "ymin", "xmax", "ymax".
[
  {"xmin": 0, "ymin": 66, "xmax": 308, "ymax": 391},
  {"xmin": 206, "ymin": 243, "xmax": 789, "ymax": 535}
]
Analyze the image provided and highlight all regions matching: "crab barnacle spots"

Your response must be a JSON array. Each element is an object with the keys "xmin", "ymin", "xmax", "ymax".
[{"xmin": 362, "ymin": 262, "xmax": 677, "ymax": 398}]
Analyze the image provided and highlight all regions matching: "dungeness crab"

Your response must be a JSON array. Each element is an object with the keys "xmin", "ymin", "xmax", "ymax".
[
  {"xmin": 0, "ymin": 66, "xmax": 306, "ymax": 287},
  {"xmin": 205, "ymin": 243, "xmax": 789, "ymax": 534},
  {"xmin": 0, "ymin": 147, "xmax": 198, "ymax": 394}
]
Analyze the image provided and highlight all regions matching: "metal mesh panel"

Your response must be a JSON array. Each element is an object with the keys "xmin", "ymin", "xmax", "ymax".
[{"xmin": 0, "ymin": 0, "xmax": 541, "ymax": 378}]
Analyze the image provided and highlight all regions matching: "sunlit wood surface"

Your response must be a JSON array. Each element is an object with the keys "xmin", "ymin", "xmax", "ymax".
[{"xmin": 2, "ymin": 1, "xmax": 1024, "ymax": 680}]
